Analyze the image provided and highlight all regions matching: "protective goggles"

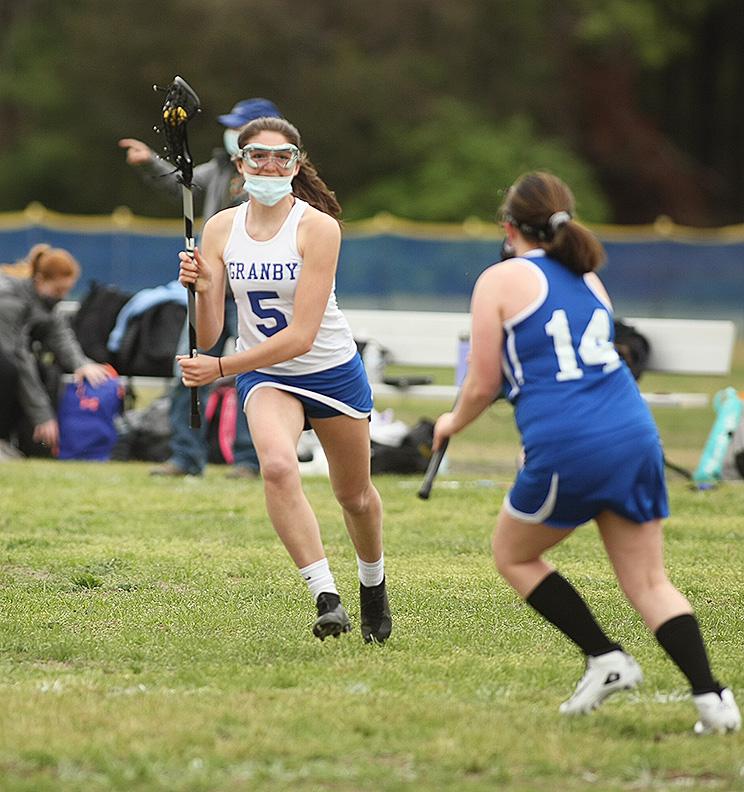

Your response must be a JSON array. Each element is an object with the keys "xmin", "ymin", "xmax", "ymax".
[{"xmin": 240, "ymin": 143, "xmax": 300, "ymax": 169}]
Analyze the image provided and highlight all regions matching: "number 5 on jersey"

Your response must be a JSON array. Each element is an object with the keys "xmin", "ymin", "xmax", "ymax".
[{"xmin": 248, "ymin": 290, "xmax": 288, "ymax": 337}]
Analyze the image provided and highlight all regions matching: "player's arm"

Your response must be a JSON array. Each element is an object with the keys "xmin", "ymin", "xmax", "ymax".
[
  {"xmin": 285, "ymin": 209, "xmax": 341, "ymax": 352},
  {"xmin": 433, "ymin": 265, "xmax": 505, "ymax": 449}
]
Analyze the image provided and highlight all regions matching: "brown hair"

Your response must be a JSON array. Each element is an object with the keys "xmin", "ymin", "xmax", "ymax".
[
  {"xmin": 499, "ymin": 172, "xmax": 605, "ymax": 275},
  {"xmin": 31, "ymin": 245, "xmax": 81, "ymax": 281},
  {"xmin": 237, "ymin": 117, "xmax": 342, "ymax": 221}
]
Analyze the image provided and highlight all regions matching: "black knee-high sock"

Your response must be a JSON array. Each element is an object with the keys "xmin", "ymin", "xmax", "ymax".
[
  {"xmin": 655, "ymin": 614, "xmax": 722, "ymax": 695},
  {"xmin": 526, "ymin": 571, "xmax": 620, "ymax": 657}
]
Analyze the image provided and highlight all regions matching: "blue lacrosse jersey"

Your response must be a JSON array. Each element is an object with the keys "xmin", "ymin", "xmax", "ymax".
[{"xmin": 501, "ymin": 250, "xmax": 668, "ymax": 527}]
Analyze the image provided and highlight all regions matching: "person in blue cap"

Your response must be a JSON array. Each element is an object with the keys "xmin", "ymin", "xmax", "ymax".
[
  {"xmin": 119, "ymin": 98, "xmax": 282, "ymax": 478},
  {"xmin": 120, "ymin": 97, "xmax": 281, "ymax": 222}
]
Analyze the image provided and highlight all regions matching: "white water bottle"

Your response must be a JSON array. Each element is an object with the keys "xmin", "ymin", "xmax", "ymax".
[{"xmin": 363, "ymin": 341, "xmax": 385, "ymax": 384}]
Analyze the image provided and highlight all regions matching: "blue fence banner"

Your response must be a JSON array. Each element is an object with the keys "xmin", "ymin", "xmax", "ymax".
[{"xmin": 2, "ymin": 205, "xmax": 743, "ymax": 329}]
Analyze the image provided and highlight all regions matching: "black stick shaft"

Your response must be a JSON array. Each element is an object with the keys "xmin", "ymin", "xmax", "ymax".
[
  {"xmin": 418, "ymin": 437, "xmax": 449, "ymax": 500},
  {"xmin": 664, "ymin": 456, "xmax": 693, "ymax": 479},
  {"xmin": 418, "ymin": 388, "xmax": 464, "ymax": 500},
  {"xmin": 182, "ymin": 187, "xmax": 201, "ymax": 430}
]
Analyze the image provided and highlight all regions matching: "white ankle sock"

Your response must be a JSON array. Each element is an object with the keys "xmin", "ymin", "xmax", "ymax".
[
  {"xmin": 299, "ymin": 558, "xmax": 338, "ymax": 600},
  {"xmin": 357, "ymin": 553, "xmax": 385, "ymax": 588}
]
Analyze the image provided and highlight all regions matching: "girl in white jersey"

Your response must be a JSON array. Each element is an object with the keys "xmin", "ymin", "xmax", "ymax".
[
  {"xmin": 177, "ymin": 116, "xmax": 391, "ymax": 644},
  {"xmin": 433, "ymin": 172, "xmax": 740, "ymax": 734}
]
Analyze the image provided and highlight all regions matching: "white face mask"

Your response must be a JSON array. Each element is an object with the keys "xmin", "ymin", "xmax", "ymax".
[
  {"xmin": 223, "ymin": 129, "xmax": 241, "ymax": 157},
  {"xmin": 242, "ymin": 173, "xmax": 294, "ymax": 206}
]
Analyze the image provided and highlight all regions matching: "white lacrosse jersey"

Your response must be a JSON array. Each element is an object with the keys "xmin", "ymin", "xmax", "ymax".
[{"xmin": 223, "ymin": 198, "xmax": 357, "ymax": 375}]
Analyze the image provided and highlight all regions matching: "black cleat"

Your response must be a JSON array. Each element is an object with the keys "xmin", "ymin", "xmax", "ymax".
[
  {"xmin": 313, "ymin": 592, "xmax": 352, "ymax": 641},
  {"xmin": 360, "ymin": 577, "xmax": 392, "ymax": 644}
]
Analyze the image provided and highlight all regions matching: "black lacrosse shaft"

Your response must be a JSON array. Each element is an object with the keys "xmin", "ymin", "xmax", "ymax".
[
  {"xmin": 182, "ymin": 187, "xmax": 201, "ymax": 430},
  {"xmin": 664, "ymin": 456, "xmax": 693, "ymax": 479},
  {"xmin": 418, "ymin": 437, "xmax": 449, "ymax": 500},
  {"xmin": 418, "ymin": 388, "xmax": 462, "ymax": 500}
]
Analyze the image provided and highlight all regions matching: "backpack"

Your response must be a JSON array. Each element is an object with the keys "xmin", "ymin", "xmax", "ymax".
[
  {"xmin": 72, "ymin": 282, "xmax": 133, "ymax": 364},
  {"xmin": 57, "ymin": 368, "xmax": 125, "ymax": 461},
  {"xmin": 371, "ymin": 419, "xmax": 434, "ymax": 474},
  {"xmin": 113, "ymin": 301, "xmax": 187, "ymax": 377},
  {"xmin": 111, "ymin": 394, "xmax": 172, "ymax": 462},
  {"xmin": 614, "ymin": 319, "xmax": 650, "ymax": 381},
  {"xmin": 206, "ymin": 385, "xmax": 239, "ymax": 464}
]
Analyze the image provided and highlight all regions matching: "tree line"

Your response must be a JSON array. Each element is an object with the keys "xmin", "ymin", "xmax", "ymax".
[{"xmin": 1, "ymin": 0, "xmax": 742, "ymax": 227}]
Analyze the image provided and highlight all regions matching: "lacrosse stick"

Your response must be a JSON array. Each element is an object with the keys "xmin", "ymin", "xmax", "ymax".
[
  {"xmin": 418, "ymin": 386, "xmax": 459, "ymax": 500},
  {"xmin": 417, "ymin": 384, "xmax": 506, "ymax": 500},
  {"xmin": 417, "ymin": 437, "xmax": 449, "ymax": 500},
  {"xmin": 663, "ymin": 456, "xmax": 693, "ymax": 480},
  {"xmin": 153, "ymin": 75, "xmax": 202, "ymax": 429}
]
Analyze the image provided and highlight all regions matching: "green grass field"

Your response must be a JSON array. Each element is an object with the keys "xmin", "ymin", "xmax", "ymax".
[{"xmin": 1, "ymin": 350, "xmax": 743, "ymax": 791}]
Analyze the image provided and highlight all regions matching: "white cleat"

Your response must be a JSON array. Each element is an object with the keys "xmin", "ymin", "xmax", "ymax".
[
  {"xmin": 560, "ymin": 650, "xmax": 643, "ymax": 715},
  {"xmin": 693, "ymin": 688, "xmax": 742, "ymax": 735}
]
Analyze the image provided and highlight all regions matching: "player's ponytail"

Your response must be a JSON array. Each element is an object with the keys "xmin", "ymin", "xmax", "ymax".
[
  {"xmin": 291, "ymin": 160, "xmax": 342, "ymax": 222},
  {"xmin": 500, "ymin": 172, "xmax": 605, "ymax": 275}
]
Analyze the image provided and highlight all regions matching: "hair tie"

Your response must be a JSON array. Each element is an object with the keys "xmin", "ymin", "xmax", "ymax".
[
  {"xmin": 548, "ymin": 211, "xmax": 571, "ymax": 233},
  {"xmin": 503, "ymin": 212, "xmax": 546, "ymax": 240}
]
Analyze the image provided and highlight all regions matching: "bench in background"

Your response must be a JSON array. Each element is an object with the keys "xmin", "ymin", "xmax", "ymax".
[
  {"xmin": 344, "ymin": 309, "xmax": 737, "ymax": 403},
  {"xmin": 60, "ymin": 302, "xmax": 737, "ymax": 404},
  {"xmin": 621, "ymin": 317, "xmax": 736, "ymax": 377}
]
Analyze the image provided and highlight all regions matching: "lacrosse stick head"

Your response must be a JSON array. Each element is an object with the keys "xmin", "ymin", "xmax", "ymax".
[{"xmin": 154, "ymin": 76, "xmax": 201, "ymax": 186}]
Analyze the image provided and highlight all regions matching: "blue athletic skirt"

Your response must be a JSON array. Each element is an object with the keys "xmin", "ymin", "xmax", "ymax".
[
  {"xmin": 236, "ymin": 352, "xmax": 373, "ymax": 426},
  {"xmin": 504, "ymin": 427, "xmax": 669, "ymax": 528}
]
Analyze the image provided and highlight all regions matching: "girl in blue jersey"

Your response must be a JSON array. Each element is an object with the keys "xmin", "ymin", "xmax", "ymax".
[
  {"xmin": 433, "ymin": 172, "xmax": 740, "ymax": 734},
  {"xmin": 176, "ymin": 117, "xmax": 390, "ymax": 644}
]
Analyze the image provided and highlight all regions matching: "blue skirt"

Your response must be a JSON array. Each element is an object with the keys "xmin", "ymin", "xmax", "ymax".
[
  {"xmin": 236, "ymin": 352, "xmax": 373, "ymax": 426},
  {"xmin": 504, "ymin": 427, "xmax": 669, "ymax": 528}
]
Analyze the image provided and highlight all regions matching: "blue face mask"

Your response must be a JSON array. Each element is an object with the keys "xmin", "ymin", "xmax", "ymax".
[
  {"xmin": 223, "ymin": 129, "xmax": 241, "ymax": 157},
  {"xmin": 242, "ymin": 174, "xmax": 294, "ymax": 207}
]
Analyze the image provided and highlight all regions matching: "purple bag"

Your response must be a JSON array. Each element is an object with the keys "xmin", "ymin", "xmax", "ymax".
[{"xmin": 57, "ymin": 372, "xmax": 124, "ymax": 461}]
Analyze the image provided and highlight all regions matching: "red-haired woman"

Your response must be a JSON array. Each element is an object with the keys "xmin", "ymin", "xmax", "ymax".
[{"xmin": 0, "ymin": 245, "xmax": 111, "ymax": 455}]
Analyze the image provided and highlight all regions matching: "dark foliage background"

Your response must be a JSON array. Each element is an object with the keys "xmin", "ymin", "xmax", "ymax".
[{"xmin": 1, "ymin": 0, "xmax": 743, "ymax": 226}]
